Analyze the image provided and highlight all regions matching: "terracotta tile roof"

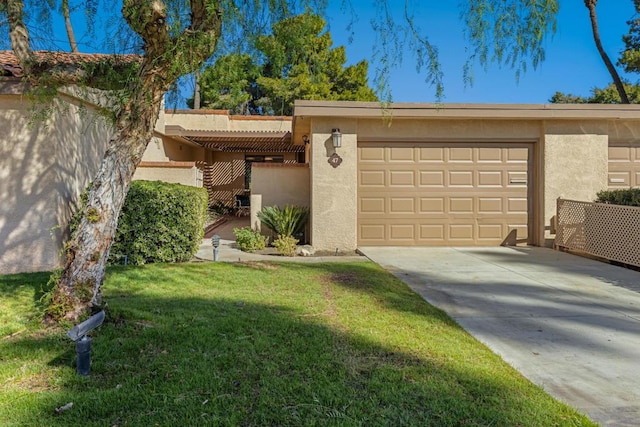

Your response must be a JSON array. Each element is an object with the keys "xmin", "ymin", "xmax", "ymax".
[{"xmin": 0, "ymin": 50, "xmax": 141, "ymax": 77}]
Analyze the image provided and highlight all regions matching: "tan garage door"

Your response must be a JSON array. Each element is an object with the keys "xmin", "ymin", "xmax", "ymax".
[
  {"xmin": 358, "ymin": 142, "xmax": 531, "ymax": 246},
  {"xmin": 608, "ymin": 142, "xmax": 640, "ymax": 188}
]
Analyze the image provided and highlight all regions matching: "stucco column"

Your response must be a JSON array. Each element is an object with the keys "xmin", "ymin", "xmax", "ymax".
[
  {"xmin": 542, "ymin": 121, "xmax": 608, "ymax": 244},
  {"xmin": 309, "ymin": 119, "xmax": 358, "ymax": 251},
  {"xmin": 250, "ymin": 194, "xmax": 262, "ymax": 231}
]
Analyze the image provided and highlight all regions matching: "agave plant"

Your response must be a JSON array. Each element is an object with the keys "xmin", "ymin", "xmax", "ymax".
[{"xmin": 257, "ymin": 205, "xmax": 309, "ymax": 238}]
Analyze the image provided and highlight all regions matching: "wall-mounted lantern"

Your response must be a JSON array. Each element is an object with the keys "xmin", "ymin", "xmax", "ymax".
[
  {"xmin": 331, "ymin": 128, "xmax": 342, "ymax": 149},
  {"xmin": 328, "ymin": 128, "xmax": 343, "ymax": 168}
]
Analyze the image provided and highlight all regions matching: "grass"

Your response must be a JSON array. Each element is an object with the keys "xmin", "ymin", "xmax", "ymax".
[{"xmin": 0, "ymin": 261, "xmax": 594, "ymax": 426}]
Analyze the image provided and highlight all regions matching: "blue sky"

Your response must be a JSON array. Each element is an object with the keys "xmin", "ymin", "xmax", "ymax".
[
  {"xmin": 45, "ymin": 1, "xmax": 638, "ymax": 105},
  {"xmin": 324, "ymin": 1, "xmax": 638, "ymax": 103}
]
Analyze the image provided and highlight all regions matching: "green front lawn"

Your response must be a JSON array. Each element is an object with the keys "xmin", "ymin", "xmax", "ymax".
[{"xmin": 0, "ymin": 262, "xmax": 594, "ymax": 426}]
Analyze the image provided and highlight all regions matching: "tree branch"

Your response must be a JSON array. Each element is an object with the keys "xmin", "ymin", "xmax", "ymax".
[
  {"xmin": 122, "ymin": 0, "xmax": 170, "ymax": 59},
  {"xmin": 584, "ymin": 0, "xmax": 630, "ymax": 103},
  {"xmin": 4, "ymin": 0, "xmax": 33, "ymax": 67},
  {"xmin": 62, "ymin": 0, "xmax": 79, "ymax": 53}
]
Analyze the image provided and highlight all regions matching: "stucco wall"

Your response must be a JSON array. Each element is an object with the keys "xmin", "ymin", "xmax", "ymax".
[
  {"xmin": 542, "ymin": 121, "xmax": 609, "ymax": 242},
  {"xmin": 141, "ymin": 135, "xmax": 205, "ymax": 162},
  {"xmin": 165, "ymin": 110, "xmax": 292, "ymax": 132},
  {"xmin": 0, "ymin": 94, "xmax": 112, "ymax": 274},
  {"xmin": 251, "ymin": 164, "xmax": 310, "ymax": 209},
  {"xmin": 165, "ymin": 110, "xmax": 230, "ymax": 130},
  {"xmin": 250, "ymin": 164, "xmax": 310, "ymax": 234},
  {"xmin": 309, "ymin": 118, "xmax": 358, "ymax": 251},
  {"xmin": 133, "ymin": 163, "xmax": 202, "ymax": 186},
  {"xmin": 358, "ymin": 119, "xmax": 541, "ymax": 141}
]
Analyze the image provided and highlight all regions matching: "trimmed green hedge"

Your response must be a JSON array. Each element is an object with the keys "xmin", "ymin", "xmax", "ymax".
[
  {"xmin": 596, "ymin": 188, "xmax": 640, "ymax": 207},
  {"xmin": 109, "ymin": 180, "xmax": 208, "ymax": 265}
]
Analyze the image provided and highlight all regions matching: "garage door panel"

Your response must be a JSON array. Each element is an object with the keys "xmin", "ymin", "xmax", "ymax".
[
  {"xmin": 449, "ymin": 171, "xmax": 474, "ymax": 186},
  {"xmin": 508, "ymin": 171, "xmax": 528, "ymax": 186},
  {"xmin": 420, "ymin": 197, "xmax": 445, "ymax": 213},
  {"xmin": 449, "ymin": 147, "xmax": 474, "ymax": 162},
  {"xmin": 359, "ymin": 146, "xmax": 386, "ymax": 161},
  {"xmin": 420, "ymin": 171, "xmax": 445, "ymax": 187},
  {"xmin": 449, "ymin": 224, "xmax": 474, "ymax": 240},
  {"xmin": 507, "ymin": 198, "xmax": 528, "ymax": 213},
  {"xmin": 478, "ymin": 198, "xmax": 503, "ymax": 213},
  {"xmin": 389, "ymin": 147, "xmax": 415, "ymax": 161},
  {"xmin": 420, "ymin": 224, "xmax": 445, "ymax": 240},
  {"xmin": 360, "ymin": 170, "xmax": 386, "ymax": 186},
  {"xmin": 358, "ymin": 143, "xmax": 530, "ymax": 246},
  {"xmin": 420, "ymin": 147, "xmax": 445, "ymax": 162},
  {"xmin": 390, "ymin": 198, "xmax": 415, "ymax": 213},
  {"xmin": 507, "ymin": 148, "xmax": 529, "ymax": 162},
  {"xmin": 360, "ymin": 197, "xmax": 385, "ymax": 214},
  {"xmin": 449, "ymin": 198, "xmax": 474, "ymax": 213},
  {"xmin": 478, "ymin": 224, "xmax": 503, "ymax": 240},
  {"xmin": 609, "ymin": 146, "xmax": 632, "ymax": 162},
  {"xmin": 389, "ymin": 170, "xmax": 415, "ymax": 186},
  {"xmin": 478, "ymin": 148, "xmax": 502, "ymax": 162},
  {"xmin": 608, "ymin": 173, "xmax": 629, "ymax": 187},
  {"xmin": 478, "ymin": 171, "xmax": 503, "ymax": 186},
  {"xmin": 609, "ymin": 143, "xmax": 640, "ymax": 188},
  {"xmin": 359, "ymin": 224, "xmax": 386, "ymax": 242},
  {"xmin": 390, "ymin": 224, "xmax": 415, "ymax": 240}
]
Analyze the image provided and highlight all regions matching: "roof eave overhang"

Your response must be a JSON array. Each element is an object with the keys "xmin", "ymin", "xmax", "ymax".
[
  {"xmin": 163, "ymin": 125, "xmax": 301, "ymax": 152},
  {"xmin": 293, "ymin": 100, "xmax": 640, "ymax": 121}
]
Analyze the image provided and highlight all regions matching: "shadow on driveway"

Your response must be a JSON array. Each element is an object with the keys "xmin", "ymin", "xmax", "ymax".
[{"xmin": 360, "ymin": 246, "xmax": 640, "ymax": 427}]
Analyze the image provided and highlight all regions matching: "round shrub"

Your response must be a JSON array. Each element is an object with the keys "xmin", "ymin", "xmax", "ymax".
[
  {"xmin": 596, "ymin": 189, "xmax": 640, "ymax": 207},
  {"xmin": 109, "ymin": 180, "xmax": 208, "ymax": 265}
]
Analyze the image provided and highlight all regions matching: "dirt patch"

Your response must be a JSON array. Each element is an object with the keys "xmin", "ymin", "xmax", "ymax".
[
  {"xmin": 14, "ymin": 371, "xmax": 60, "ymax": 392},
  {"xmin": 236, "ymin": 261, "xmax": 279, "ymax": 271},
  {"xmin": 329, "ymin": 272, "xmax": 367, "ymax": 286}
]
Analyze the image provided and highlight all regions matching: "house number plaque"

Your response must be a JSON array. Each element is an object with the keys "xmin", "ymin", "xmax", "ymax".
[{"xmin": 328, "ymin": 152, "xmax": 343, "ymax": 168}]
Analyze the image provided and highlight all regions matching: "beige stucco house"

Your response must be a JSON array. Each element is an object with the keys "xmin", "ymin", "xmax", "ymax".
[
  {"xmin": 140, "ymin": 100, "xmax": 640, "ymax": 253},
  {"xmin": 293, "ymin": 101, "xmax": 640, "ymax": 251},
  {"xmin": 3, "ymin": 49, "xmax": 640, "ymax": 273}
]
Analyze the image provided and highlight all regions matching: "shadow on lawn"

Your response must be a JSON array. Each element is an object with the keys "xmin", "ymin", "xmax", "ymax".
[
  {"xmin": 0, "ymin": 271, "xmax": 51, "ymax": 299},
  {"xmin": 1, "ymin": 263, "xmax": 590, "ymax": 426}
]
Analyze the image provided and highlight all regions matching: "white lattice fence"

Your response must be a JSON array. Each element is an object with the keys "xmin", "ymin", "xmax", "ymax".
[{"xmin": 556, "ymin": 199, "xmax": 640, "ymax": 267}]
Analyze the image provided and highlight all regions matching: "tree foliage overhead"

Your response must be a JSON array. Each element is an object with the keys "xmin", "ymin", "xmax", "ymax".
[
  {"xmin": 460, "ymin": 0, "xmax": 558, "ymax": 84},
  {"xmin": 621, "ymin": 0, "xmax": 640, "ymax": 74},
  {"xmin": 191, "ymin": 12, "xmax": 378, "ymax": 115},
  {"xmin": 550, "ymin": 83, "xmax": 640, "ymax": 104},
  {"xmin": 551, "ymin": 0, "xmax": 640, "ymax": 104}
]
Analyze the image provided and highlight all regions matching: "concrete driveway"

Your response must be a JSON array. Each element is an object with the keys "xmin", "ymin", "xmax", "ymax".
[{"xmin": 360, "ymin": 246, "xmax": 640, "ymax": 426}]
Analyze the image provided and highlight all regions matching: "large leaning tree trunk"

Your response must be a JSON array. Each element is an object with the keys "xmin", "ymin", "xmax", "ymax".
[
  {"xmin": 584, "ymin": 0, "xmax": 630, "ymax": 104},
  {"xmin": 4, "ymin": 0, "xmax": 222, "ymax": 322}
]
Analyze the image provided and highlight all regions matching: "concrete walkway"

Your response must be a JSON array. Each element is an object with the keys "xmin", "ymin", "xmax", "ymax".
[{"xmin": 360, "ymin": 246, "xmax": 640, "ymax": 427}]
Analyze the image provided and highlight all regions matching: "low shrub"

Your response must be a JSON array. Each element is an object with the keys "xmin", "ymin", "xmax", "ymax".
[
  {"xmin": 272, "ymin": 235, "xmax": 298, "ymax": 257},
  {"xmin": 257, "ymin": 205, "xmax": 308, "ymax": 239},
  {"xmin": 109, "ymin": 180, "xmax": 208, "ymax": 265},
  {"xmin": 233, "ymin": 227, "xmax": 268, "ymax": 252},
  {"xmin": 595, "ymin": 188, "xmax": 640, "ymax": 207}
]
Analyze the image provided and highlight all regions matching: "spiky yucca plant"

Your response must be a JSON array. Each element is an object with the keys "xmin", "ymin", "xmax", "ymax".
[{"xmin": 257, "ymin": 205, "xmax": 309, "ymax": 238}]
